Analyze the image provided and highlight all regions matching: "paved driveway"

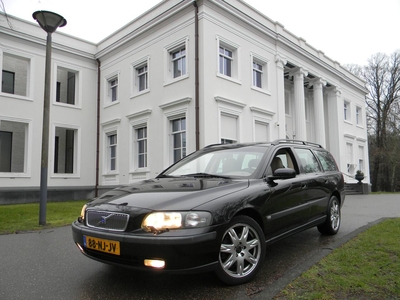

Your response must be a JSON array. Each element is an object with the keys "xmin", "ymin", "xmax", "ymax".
[{"xmin": 0, "ymin": 194, "xmax": 399, "ymax": 300}]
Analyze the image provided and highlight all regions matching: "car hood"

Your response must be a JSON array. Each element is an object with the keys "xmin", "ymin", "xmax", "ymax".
[{"xmin": 89, "ymin": 177, "xmax": 249, "ymax": 211}]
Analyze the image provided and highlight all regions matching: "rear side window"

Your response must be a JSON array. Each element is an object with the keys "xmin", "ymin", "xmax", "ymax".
[
  {"xmin": 314, "ymin": 150, "xmax": 338, "ymax": 172},
  {"xmin": 294, "ymin": 148, "xmax": 321, "ymax": 173}
]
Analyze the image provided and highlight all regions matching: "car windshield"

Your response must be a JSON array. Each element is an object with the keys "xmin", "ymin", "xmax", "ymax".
[{"xmin": 161, "ymin": 146, "xmax": 268, "ymax": 178}]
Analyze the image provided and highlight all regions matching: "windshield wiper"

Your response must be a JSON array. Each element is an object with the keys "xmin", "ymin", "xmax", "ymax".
[{"xmin": 183, "ymin": 173, "xmax": 231, "ymax": 179}]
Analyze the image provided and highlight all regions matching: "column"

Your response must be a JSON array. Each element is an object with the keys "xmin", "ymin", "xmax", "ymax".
[
  {"xmin": 291, "ymin": 67, "xmax": 308, "ymax": 140},
  {"xmin": 312, "ymin": 78, "xmax": 327, "ymax": 147},
  {"xmin": 275, "ymin": 55, "xmax": 287, "ymax": 139},
  {"xmin": 327, "ymin": 86, "xmax": 345, "ymax": 170}
]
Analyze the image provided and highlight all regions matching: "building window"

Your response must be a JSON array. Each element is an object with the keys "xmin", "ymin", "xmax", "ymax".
[
  {"xmin": 105, "ymin": 73, "xmax": 119, "ymax": 105},
  {"xmin": 356, "ymin": 106, "xmax": 362, "ymax": 125},
  {"xmin": 1, "ymin": 53, "xmax": 30, "ymax": 97},
  {"xmin": 252, "ymin": 62, "xmax": 262, "ymax": 88},
  {"xmin": 54, "ymin": 127, "xmax": 76, "ymax": 174},
  {"xmin": 358, "ymin": 145, "xmax": 364, "ymax": 171},
  {"xmin": 0, "ymin": 131, "xmax": 12, "ymax": 172},
  {"xmin": 108, "ymin": 134, "xmax": 117, "ymax": 171},
  {"xmin": 346, "ymin": 142, "xmax": 354, "ymax": 174},
  {"xmin": 171, "ymin": 118, "xmax": 186, "ymax": 163},
  {"xmin": 344, "ymin": 101, "xmax": 351, "ymax": 121},
  {"xmin": 171, "ymin": 48, "xmax": 186, "ymax": 78},
  {"xmin": 221, "ymin": 139, "xmax": 236, "ymax": 144},
  {"xmin": 56, "ymin": 67, "xmax": 77, "ymax": 105},
  {"xmin": 217, "ymin": 37, "xmax": 240, "ymax": 82},
  {"xmin": 136, "ymin": 127, "xmax": 147, "ymax": 168},
  {"xmin": 251, "ymin": 54, "xmax": 269, "ymax": 92},
  {"xmin": 219, "ymin": 46, "xmax": 233, "ymax": 77},
  {"xmin": 220, "ymin": 114, "xmax": 238, "ymax": 144},
  {"xmin": 2, "ymin": 70, "xmax": 15, "ymax": 94},
  {"xmin": 137, "ymin": 65, "xmax": 148, "ymax": 92},
  {"xmin": 164, "ymin": 37, "xmax": 189, "ymax": 84},
  {"xmin": 0, "ymin": 120, "xmax": 27, "ymax": 173},
  {"xmin": 110, "ymin": 78, "xmax": 118, "ymax": 102},
  {"xmin": 254, "ymin": 121, "xmax": 269, "ymax": 142},
  {"xmin": 131, "ymin": 57, "xmax": 150, "ymax": 97}
]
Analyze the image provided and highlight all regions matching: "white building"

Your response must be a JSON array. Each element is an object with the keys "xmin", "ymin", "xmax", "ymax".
[{"xmin": 0, "ymin": 0, "xmax": 369, "ymax": 203}]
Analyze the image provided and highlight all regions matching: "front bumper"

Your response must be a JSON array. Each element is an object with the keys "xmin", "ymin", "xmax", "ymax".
[{"xmin": 72, "ymin": 221, "xmax": 220, "ymax": 273}]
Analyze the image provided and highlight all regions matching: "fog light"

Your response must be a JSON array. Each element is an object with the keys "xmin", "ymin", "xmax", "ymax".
[{"xmin": 144, "ymin": 259, "xmax": 165, "ymax": 269}]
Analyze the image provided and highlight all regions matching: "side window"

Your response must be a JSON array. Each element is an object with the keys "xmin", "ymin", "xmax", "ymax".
[
  {"xmin": 270, "ymin": 148, "xmax": 297, "ymax": 174},
  {"xmin": 314, "ymin": 150, "xmax": 338, "ymax": 172},
  {"xmin": 294, "ymin": 148, "xmax": 322, "ymax": 173}
]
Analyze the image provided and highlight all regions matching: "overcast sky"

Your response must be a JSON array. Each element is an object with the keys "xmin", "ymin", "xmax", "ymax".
[{"xmin": 2, "ymin": 0, "xmax": 399, "ymax": 66}]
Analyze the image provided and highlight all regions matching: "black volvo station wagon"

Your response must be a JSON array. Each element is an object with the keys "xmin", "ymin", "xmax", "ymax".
[{"xmin": 72, "ymin": 140, "xmax": 345, "ymax": 285}]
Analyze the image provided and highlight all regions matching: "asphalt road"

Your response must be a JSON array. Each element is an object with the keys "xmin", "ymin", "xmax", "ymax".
[{"xmin": 0, "ymin": 194, "xmax": 399, "ymax": 300}]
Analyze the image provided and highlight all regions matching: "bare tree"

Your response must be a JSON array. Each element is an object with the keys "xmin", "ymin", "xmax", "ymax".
[
  {"xmin": 0, "ymin": 0, "xmax": 14, "ymax": 29},
  {"xmin": 346, "ymin": 51, "xmax": 400, "ymax": 191}
]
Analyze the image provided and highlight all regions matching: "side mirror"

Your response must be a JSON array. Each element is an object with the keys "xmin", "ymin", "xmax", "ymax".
[{"xmin": 267, "ymin": 168, "xmax": 296, "ymax": 182}]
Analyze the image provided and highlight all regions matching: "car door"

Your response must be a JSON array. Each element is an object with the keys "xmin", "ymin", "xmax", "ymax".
[
  {"xmin": 293, "ymin": 147, "xmax": 328, "ymax": 222},
  {"xmin": 265, "ymin": 148, "xmax": 309, "ymax": 236}
]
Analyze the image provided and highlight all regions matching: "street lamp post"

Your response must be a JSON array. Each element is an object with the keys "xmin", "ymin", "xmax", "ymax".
[{"xmin": 33, "ymin": 11, "xmax": 67, "ymax": 225}]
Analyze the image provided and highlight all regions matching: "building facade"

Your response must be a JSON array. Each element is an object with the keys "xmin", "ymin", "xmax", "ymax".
[{"xmin": 0, "ymin": 0, "xmax": 369, "ymax": 203}]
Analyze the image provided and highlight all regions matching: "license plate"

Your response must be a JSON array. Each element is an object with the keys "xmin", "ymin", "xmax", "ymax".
[{"xmin": 83, "ymin": 236, "xmax": 120, "ymax": 255}]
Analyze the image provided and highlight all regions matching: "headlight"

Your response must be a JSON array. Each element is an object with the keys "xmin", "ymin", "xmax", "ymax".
[{"xmin": 142, "ymin": 211, "xmax": 212, "ymax": 232}]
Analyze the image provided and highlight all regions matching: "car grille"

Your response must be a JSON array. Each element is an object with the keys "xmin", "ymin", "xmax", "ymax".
[{"xmin": 86, "ymin": 210, "xmax": 129, "ymax": 231}]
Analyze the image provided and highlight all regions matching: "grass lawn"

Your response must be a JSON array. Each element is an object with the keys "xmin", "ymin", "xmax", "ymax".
[
  {"xmin": 274, "ymin": 218, "xmax": 400, "ymax": 299},
  {"xmin": 0, "ymin": 200, "xmax": 87, "ymax": 235}
]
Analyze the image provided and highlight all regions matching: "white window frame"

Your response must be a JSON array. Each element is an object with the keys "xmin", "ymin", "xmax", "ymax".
[
  {"xmin": 358, "ymin": 145, "xmax": 365, "ymax": 172},
  {"xmin": 160, "ymin": 97, "xmax": 191, "ymax": 167},
  {"xmin": 127, "ymin": 110, "xmax": 151, "ymax": 181},
  {"xmin": 215, "ymin": 96, "xmax": 246, "ymax": 144},
  {"xmin": 250, "ymin": 106, "xmax": 275, "ymax": 142},
  {"xmin": 131, "ymin": 56, "xmax": 150, "ymax": 98},
  {"xmin": 0, "ymin": 50, "xmax": 33, "ymax": 101},
  {"xmin": 346, "ymin": 142, "xmax": 354, "ymax": 174},
  {"xmin": 171, "ymin": 117, "xmax": 187, "ymax": 164},
  {"xmin": 54, "ymin": 62, "xmax": 82, "ymax": 108},
  {"xmin": 108, "ymin": 133, "xmax": 117, "ymax": 172},
  {"xmin": 355, "ymin": 105, "xmax": 363, "ymax": 126},
  {"xmin": 104, "ymin": 71, "xmax": 120, "ymax": 106},
  {"xmin": 136, "ymin": 126, "xmax": 147, "ymax": 169},
  {"xmin": 216, "ymin": 36, "xmax": 241, "ymax": 84},
  {"xmin": 0, "ymin": 116, "xmax": 32, "ymax": 177},
  {"xmin": 344, "ymin": 100, "xmax": 351, "ymax": 122},
  {"xmin": 250, "ymin": 53, "xmax": 270, "ymax": 94},
  {"xmin": 101, "ymin": 119, "xmax": 120, "ymax": 184},
  {"xmin": 51, "ymin": 123, "xmax": 81, "ymax": 178},
  {"xmin": 164, "ymin": 37, "xmax": 189, "ymax": 86}
]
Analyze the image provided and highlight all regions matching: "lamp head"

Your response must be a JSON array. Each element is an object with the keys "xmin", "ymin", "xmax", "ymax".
[{"xmin": 33, "ymin": 10, "xmax": 67, "ymax": 33}]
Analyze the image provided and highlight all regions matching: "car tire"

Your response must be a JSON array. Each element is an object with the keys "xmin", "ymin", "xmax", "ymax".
[
  {"xmin": 215, "ymin": 215, "xmax": 265, "ymax": 285},
  {"xmin": 317, "ymin": 195, "xmax": 341, "ymax": 235}
]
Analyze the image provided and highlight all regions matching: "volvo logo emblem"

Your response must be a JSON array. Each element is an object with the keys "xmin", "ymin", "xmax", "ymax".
[{"xmin": 97, "ymin": 214, "xmax": 113, "ymax": 226}]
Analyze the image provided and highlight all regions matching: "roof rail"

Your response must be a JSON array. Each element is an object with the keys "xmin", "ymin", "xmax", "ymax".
[
  {"xmin": 204, "ymin": 143, "xmax": 223, "ymax": 148},
  {"xmin": 270, "ymin": 139, "xmax": 323, "ymax": 148}
]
